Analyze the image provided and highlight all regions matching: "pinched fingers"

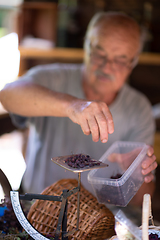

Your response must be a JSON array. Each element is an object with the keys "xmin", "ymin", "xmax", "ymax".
[
  {"xmin": 69, "ymin": 100, "xmax": 114, "ymax": 143},
  {"xmin": 102, "ymin": 105, "xmax": 114, "ymax": 135},
  {"xmin": 80, "ymin": 112, "xmax": 104, "ymax": 142},
  {"xmin": 95, "ymin": 107, "xmax": 114, "ymax": 143},
  {"xmin": 87, "ymin": 102, "xmax": 114, "ymax": 143},
  {"xmin": 87, "ymin": 115, "xmax": 100, "ymax": 142}
]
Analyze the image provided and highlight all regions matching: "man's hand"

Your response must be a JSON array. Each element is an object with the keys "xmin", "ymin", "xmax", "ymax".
[
  {"xmin": 67, "ymin": 99, "xmax": 114, "ymax": 143},
  {"xmin": 130, "ymin": 146, "xmax": 157, "ymax": 206},
  {"xmin": 107, "ymin": 145, "xmax": 157, "ymax": 183},
  {"xmin": 141, "ymin": 146, "xmax": 157, "ymax": 183},
  {"xmin": 107, "ymin": 148, "xmax": 142, "ymax": 170}
]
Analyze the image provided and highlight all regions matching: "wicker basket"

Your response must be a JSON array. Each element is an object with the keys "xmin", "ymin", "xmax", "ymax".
[{"xmin": 27, "ymin": 179, "xmax": 115, "ymax": 240}]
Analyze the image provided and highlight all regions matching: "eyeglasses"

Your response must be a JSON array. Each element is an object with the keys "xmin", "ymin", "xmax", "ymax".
[{"xmin": 90, "ymin": 50, "xmax": 137, "ymax": 71}]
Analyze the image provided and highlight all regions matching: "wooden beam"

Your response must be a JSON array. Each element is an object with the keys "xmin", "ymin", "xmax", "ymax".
[
  {"xmin": 19, "ymin": 47, "xmax": 84, "ymax": 61},
  {"xmin": 19, "ymin": 47, "xmax": 160, "ymax": 65}
]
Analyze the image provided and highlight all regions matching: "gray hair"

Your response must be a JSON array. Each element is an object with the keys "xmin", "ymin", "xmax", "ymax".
[{"xmin": 84, "ymin": 11, "xmax": 146, "ymax": 64}]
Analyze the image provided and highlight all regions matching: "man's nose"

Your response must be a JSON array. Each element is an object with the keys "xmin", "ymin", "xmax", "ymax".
[{"xmin": 100, "ymin": 58, "xmax": 114, "ymax": 71}]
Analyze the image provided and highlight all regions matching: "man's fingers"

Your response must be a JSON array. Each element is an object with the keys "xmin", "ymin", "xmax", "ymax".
[
  {"xmin": 95, "ymin": 111, "xmax": 108, "ymax": 143},
  {"xmin": 87, "ymin": 115, "xmax": 100, "ymax": 142},
  {"xmin": 87, "ymin": 102, "xmax": 114, "ymax": 143},
  {"xmin": 102, "ymin": 107, "xmax": 114, "ymax": 134},
  {"xmin": 144, "ymin": 173, "xmax": 154, "ymax": 183},
  {"xmin": 140, "ymin": 145, "xmax": 157, "ymax": 183},
  {"xmin": 69, "ymin": 100, "xmax": 114, "ymax": 142},
  {"xmin": 147, "ymin": 146, "xmax": 154, "ymax": 156},
  {"xmin": 142, "ymin": 154, "xmax": 156, "ymax": 169},
  {"xmin": 103, "ymin": 112, "xmax": 114, "ymax": 135},
  {"xmin": 142, "ymin": 160, "xmax": 157, "ymax": 176},
  {"xmin": 86, "ymin": 102, "xmax": 114, "ymax": 143},
  {"xmin": 81, "ymin": 119, "xmax": 91, "ymax": 135}
]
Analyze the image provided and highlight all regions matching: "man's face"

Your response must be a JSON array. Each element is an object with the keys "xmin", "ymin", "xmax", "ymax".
[{"xmin": 84, "ymin": 26, "xmax": 140, "ymax": 96}]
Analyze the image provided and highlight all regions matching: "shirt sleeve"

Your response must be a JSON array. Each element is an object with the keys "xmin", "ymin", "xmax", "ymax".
[{"xmin": 9, "ymin": 113, "xmax": 30, "ymax": 129}]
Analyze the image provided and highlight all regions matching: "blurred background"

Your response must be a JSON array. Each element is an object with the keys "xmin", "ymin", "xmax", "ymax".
[{"xmin": 0, "ymin": 0, "xmax": 160, "ymax": 220}]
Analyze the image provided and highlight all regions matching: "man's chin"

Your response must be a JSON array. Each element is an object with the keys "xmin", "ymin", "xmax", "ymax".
[{"xmin": 94, "ymin": 83, "xmax": 111, "ymax": 95}]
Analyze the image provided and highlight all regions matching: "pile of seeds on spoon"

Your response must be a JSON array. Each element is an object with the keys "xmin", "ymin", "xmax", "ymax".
[{"xmin": 64, "ymin": 153, "xmax": 101, "ymax": 168}]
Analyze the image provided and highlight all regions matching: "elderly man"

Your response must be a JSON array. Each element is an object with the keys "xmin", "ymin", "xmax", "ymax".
[{"xmin": 0, "ymin": 12, "xmax": 157, "ymax": 207}]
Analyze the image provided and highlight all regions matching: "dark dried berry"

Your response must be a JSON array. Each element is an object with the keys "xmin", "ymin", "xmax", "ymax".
[
  {"xmin": 65, "ymin": 154, "xmax": 100, "ymax": 169},
  {"xmin": 110, "ymin": 173, "xmax": 122, "ymax": 179},
  {"xmin": 149, "ymin": 233, "xmax": 160, "ymax": 240}
]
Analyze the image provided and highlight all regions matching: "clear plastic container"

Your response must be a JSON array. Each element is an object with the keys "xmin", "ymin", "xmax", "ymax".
[
  {"xmin": 88, "ymin": 141, "xmax": 149, "ymax": 207},
  {"xmin": 115, "ymin": 210, "xmax": 141, "ymax": 240}
]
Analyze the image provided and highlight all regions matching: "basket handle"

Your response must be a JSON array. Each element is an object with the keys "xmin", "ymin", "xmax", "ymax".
[{"xmin": 142, "ymin": 194, "xmax": 153, "ymax": 240}]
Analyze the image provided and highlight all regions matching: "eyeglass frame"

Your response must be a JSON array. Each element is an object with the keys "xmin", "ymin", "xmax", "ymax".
[{"xmin": 87, "ymin": 42, "xmax": 139, "ymax": 71}]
